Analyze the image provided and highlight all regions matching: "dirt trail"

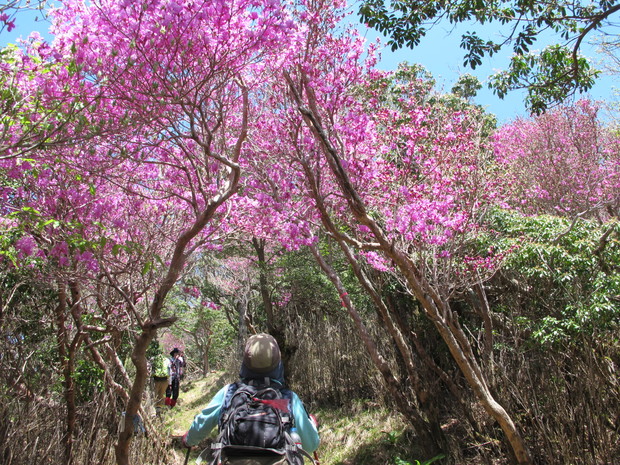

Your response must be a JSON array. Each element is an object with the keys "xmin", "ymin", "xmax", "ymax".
[{"xmin": 161, "ymin": 372, "xmax": 230, "ymax": 464}]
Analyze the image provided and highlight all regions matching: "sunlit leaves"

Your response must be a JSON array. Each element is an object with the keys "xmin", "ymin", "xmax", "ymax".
[
  {"xmin": 358, "ymin": 0, "xmax": 614, "ymax": 112},
  {"xmin": 482, "ymin": 209, "xmax": 620, "ymax": 348}
]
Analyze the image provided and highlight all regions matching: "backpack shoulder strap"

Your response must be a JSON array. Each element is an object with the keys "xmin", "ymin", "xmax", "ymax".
[
  {"xmin": 278, "ymin": 387, "xmax": 293, "ymax": 400},
  {"xmin": 217, "ymin": 382, "xmax": 240, "ymax": 427}
]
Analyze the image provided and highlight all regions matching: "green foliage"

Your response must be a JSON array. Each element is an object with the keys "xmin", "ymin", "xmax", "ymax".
[
  {"xmin": 489, "ymin": 45, "xmax": 598, "ymax": 114},
  {"xmin": 74, "ymin": 358, "xmax": 104, "ymax": 403},
  {"xmin": 280, "ymin": 240, "xmax": 357, "ymax": 315},
  {"xmin": 358, "ymin": 0, "xmax": 610, "ymax": 112},
  {"xmin": 359, "ymin": 62, "xmax": 436, "ymax": 109},
  {"xmin": 450, "ymin": 73, "xmax": 482, "ymax": 100},
  {"xmin": 0, "ymin": 271, "xmax": 59, "ymax": 400},
  {"xmin": 481, "ymin": 209, "xmax": 620, "ymax": 347},
  {"xmin": 359, "ymin": 62, "xmax": 497, "ymax": 143},
  {"xmin": 165, "ymin": 260, "xmax": 236, "ymax": 371}
]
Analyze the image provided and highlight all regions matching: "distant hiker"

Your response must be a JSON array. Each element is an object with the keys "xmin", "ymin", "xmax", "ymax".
[
  {"xmin": 152, "ymin": 350, "xmax": 170, "ymax": 412},
  {"xmin": 182, "ymin": 333, "xmax": 320, "ymax": 464},
  {"xmin": 166, "ymin": 347, "xmax": 183, "ymax": 408}
]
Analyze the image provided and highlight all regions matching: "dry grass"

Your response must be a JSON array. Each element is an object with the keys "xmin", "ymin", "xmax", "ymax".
[{"xmin": 313, "ymin": 400, "xmax": 422, "ymax": 465}]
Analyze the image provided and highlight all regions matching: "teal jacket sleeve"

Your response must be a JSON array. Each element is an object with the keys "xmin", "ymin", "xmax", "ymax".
[
  {"xmin": 184, "ymin": 385, "xmax": 229, "ymax": 446},
  {"xmin": 290, "ymin": 391, "xmax": 320, "ymax": 452}
]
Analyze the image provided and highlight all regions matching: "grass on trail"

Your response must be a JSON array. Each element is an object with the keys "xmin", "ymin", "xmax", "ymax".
[
  {"xmin": 161, "ymin": 373, "xmax": 434, "ymax": 465},
  {"xmin": 164, "ymin": 372, "xmax": 229, "ymax": 437}
]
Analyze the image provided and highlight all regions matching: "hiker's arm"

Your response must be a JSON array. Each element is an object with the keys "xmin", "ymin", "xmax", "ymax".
[
  {"xmin": 291, "ymin": 392, "xmax": 320, "ymax": 452},
  {"xmin": 184, "ymin": 385, "xmax": 228, "ymax": 446}
]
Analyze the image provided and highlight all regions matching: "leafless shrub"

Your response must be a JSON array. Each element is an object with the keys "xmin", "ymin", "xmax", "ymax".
[{"xmin": 0, "ymin": 388, "xmax": 174, "ymax": 465}]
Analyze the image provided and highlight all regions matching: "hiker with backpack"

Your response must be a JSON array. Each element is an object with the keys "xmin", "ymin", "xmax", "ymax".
[
  {"xmin": 152, "ymin": 349, "xmax": 171, "ymax": 412},
  {"xmin": 182, "ymin": 333, "xmax": 320, "ymax": 464},
  {"xmin": 166, "ymin": 347, "xmax": 183, "ymax": 408}
]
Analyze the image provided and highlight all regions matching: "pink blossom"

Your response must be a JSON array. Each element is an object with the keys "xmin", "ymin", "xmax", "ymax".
[
  {"xmin": 15, "ymin": 235, "xmax": 37, "ymax": 257},
  {"xmin": 184, "ymin": 286, "xmax": 201, "ymax": 298}
]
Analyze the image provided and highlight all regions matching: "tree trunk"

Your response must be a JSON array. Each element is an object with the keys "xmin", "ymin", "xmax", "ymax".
[
  {"xmin": 310, "ymin": 244, "xmax": 443, "ymax": 456},
  {"xmin": 297, "ymin": 141, "xmax": 446, "ymax": 446},
  {"xmin": 55, "ymin": 282, "xmax": 78, "ymax": 465},
  {"xmin": 112, "ymin": 78, "xmax": 247, "ymax": 465},
  {"xmin": 252, "ymin": 237, "xmax": 276, "ymax": 328},
  {"xmin": 84, "ymin": 335, "xmax": 130, "ymax": 402},
  {"xmin": 287, "ymin": 74, "xmax": 533, "ymax": 465},
  {"xmin": 204, "ymin": 336, "xmax": 212, "ymax": 374}
]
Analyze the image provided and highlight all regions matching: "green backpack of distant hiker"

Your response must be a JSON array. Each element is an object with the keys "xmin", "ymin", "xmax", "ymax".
[{"xmin": 152, "ymin": 354, "xmax": 168, "ymax": 378}]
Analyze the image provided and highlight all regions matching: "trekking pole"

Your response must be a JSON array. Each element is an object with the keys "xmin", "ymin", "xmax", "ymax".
[{"xmin": 183, "ymin": 447, "xmax": 191, "ymax": 465}]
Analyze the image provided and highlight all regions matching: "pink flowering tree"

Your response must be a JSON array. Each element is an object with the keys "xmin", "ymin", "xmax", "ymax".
[
  {"xmin": 492, "ymin": 99, "xmax": 620, "ymax": 222},
  {"xmin": 203, "ymin": 1, "xmax": 535, "ymax": 461},
  {"xmin": 2, "ymin": 0, "xmax": 569, "ymax": 462},
  {"xmin": 231, "ymin": 1, "xmax": 533, "ymax": 460},
  {"xmin": 2, "ymin": 1, "xmax": 297, "ymax": 464},
  {"xmin": 2, "ymin": 139, "xmax": 187, "ymax": 462},
  {"xmin": 0, "ymin": 32, "xmax": 112, "ymax": 161},
  {"xmin": 282, "ymin": 72, "xmax": 533, "ymax": 462}
]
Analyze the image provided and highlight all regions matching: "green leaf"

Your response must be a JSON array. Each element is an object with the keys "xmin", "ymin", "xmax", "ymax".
[{"xmin": 141, "ymin": 261, "xmax": 152, "ymax": 276}]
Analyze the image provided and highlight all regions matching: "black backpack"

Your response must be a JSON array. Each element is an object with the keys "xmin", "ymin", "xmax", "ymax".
[{"xmin": 209, "ymin": 381, "xmax": 312, "ymax": 465}]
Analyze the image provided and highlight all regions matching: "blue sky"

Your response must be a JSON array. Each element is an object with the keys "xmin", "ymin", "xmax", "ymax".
[
  {"xmin": 2, "ymin": 3, "xmax": 616, "ymax": 124},
  {"xmin": 355, "ymin": 16, "xmax": 618, "ymax": 123}
]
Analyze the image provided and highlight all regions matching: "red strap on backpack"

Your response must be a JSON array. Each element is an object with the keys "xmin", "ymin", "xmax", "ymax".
[{"xmin": 253, "ymin": 397, "xmax": 290, "ymax": 412}]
